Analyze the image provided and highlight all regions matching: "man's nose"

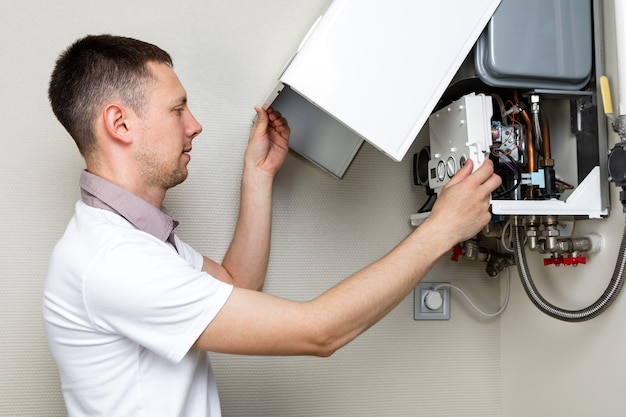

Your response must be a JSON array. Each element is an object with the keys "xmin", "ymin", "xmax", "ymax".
[{"xmin": 187, "ymin": 112, "xmax": 202, "ymax": 140}]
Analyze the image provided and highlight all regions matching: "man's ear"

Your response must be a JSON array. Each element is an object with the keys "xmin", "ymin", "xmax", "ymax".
[{"xmin": 103, "ymin": 104, "xmax": 133, "ymax": 144}]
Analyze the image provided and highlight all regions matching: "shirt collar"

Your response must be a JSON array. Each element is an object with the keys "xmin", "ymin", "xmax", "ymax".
[{"xmin": 79, "ymin": 170, "xmax": 179, "ymax": 244}]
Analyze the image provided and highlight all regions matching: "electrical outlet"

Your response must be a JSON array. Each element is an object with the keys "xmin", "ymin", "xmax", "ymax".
[{"xmin": 414, "ymin": 282, "xmax": 450, "ymax": 320}]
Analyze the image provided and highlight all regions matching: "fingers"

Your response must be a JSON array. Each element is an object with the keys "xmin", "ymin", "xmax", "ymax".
[
  {"xmin": 471, "ymin": 159, "xmax": 499, "ymax": 186},
  {"xmin": 251, "ymin": 106, "xmax": 290, "ymax": 140},
  {"xmin": 427, "ymin": 159, "xmax": 501, "ymax": 245},
  {"xmin": 473, "ymin": 160, "xmax": 502, "ymax": 193},
  {"xmin": 267, "ymin": 107, "xmax": 290, "ymax": 137},
  {"xmin": 445, "ymin": 159, "xmax": 474, "ymax": 187},
  {"xmin": 445, "ymin": 159, "xmax": 501, "ymax": 192},
  {"xmin": 482, "ymin": 166, "xmax": 503, "ymax": 191}
]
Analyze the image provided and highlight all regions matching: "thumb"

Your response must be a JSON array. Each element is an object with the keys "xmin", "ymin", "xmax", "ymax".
[{"xmin": 250, "ymin": 106, "xmax": 269, "ymax": 141}]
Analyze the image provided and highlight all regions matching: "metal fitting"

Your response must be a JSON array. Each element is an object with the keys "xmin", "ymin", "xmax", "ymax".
[{"xmin": 614, "ymin": 115, "xmax": 626, "ymax": 139}]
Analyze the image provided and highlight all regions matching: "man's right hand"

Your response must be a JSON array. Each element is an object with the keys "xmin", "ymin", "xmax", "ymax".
[{"xmin": 422, "ymin": 158, "xmax": 501, "ymax": 249}]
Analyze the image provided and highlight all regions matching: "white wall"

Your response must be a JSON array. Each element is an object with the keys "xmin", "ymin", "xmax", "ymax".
[{"xmin": 17, "ymin": 0, "xmax": 626, "ymax": 416}]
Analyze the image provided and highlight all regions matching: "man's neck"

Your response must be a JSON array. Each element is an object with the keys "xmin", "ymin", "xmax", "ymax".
[{"xmin": 85, "ymin": 164, "xmax": 166, "ymax": 209}]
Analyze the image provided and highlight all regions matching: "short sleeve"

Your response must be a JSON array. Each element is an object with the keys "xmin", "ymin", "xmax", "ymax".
[
  {"xmin": 173, "ymin": 234, "xmax": 203, "ymax": 270},
  {"xmin": 83, "ymin": 231, "xmax": 233, "ymax": 363}
]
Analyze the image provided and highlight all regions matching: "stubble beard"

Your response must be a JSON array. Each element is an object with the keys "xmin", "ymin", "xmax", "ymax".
[{"xmin": 134, "ymin": 147, "xmax": 188, "ymax": 191}]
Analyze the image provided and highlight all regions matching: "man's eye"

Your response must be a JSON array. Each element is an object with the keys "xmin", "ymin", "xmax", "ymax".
[{"xmin": 175, "ymin": 108, "xmax": 184, "ymax": 115}]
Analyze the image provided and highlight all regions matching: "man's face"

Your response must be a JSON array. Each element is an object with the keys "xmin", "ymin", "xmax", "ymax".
[{"xmin": 133, "ymin": 61, "xmax": 202, "ymax": 191}]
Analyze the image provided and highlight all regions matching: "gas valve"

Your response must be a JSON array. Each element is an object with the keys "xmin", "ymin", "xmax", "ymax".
[{"xmin": 543, "ymin": 255, "xmax": 587, "ymax": 266}]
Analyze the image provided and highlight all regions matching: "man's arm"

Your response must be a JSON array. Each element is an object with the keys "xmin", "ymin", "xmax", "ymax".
[
  {"xmin": 203, "ymin": 107, "xmax": 289, "ymax": 290},
  {"xmin": 194, "ymin": 159, "xmax": 501, "ymax": 356}
]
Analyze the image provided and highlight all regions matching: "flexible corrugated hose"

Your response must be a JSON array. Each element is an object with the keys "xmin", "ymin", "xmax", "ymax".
[{"xmin": 513, "ymin": 223, "xmax": 626, "ymax": 321}]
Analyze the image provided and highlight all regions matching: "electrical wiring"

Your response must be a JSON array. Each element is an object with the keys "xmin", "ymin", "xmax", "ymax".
[
  {"xmin": 417, "ymin": 194, "xmax": 434, "ymax": 213},
  {"xmin": 492, "ymin": 154, "xmax": 522, "ymax": 198},
  {"xmin": 503, "ymin": 99, "xmax": 519, "ymax": 124},
  {"xmin": 500, "ymin": 219, "xmax": 516, "ymax": 253},
  {"xmin": 491, "ymin": 120, "xmax": 523, "ymax": 157},
  {"xmin": 433, "ymin": 267, "xmax": 511, "ymax": 318}
]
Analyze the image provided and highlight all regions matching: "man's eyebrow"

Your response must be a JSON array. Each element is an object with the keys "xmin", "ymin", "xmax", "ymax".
[{"xmin": 172, "ymin": 96, "xmax": 188, "ymax": 106}]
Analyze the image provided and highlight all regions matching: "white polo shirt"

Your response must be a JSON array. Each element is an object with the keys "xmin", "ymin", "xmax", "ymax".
[{"xmin": 42, "ymin": 171, "xmax": 233, "ymax": 417}]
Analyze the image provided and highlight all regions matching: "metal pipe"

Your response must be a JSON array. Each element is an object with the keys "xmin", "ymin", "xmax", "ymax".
[
  {"xmin": 513, "ymin": 222, "xmax": 626, "ymax": 322},
  {"xmin": 541, "ymin": 117, "xmax": 552, "ymax": 161}
]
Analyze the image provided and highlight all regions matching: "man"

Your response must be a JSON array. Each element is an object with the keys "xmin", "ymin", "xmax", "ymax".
[{"xmin": 43, "ymin": 34, "xmax": 501, "ymax": 417}]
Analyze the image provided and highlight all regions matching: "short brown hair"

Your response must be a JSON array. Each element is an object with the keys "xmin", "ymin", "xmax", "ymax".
[{"xmin": 48, "ymin": 34, "xmax": 173, "ymax": 156}]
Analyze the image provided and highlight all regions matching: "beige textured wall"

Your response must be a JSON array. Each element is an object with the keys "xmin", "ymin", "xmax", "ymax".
[{"xmin": 1, "ymin": 1, "xmax": 503, "ymax": 416}]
